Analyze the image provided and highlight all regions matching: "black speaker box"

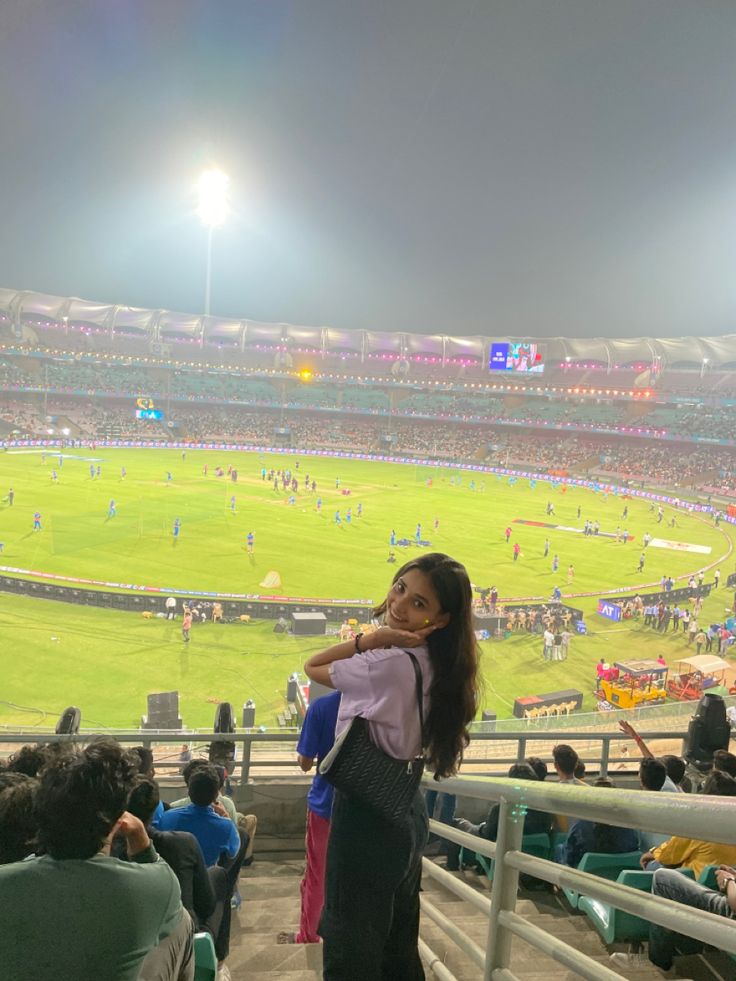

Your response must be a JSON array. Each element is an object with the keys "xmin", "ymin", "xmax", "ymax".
[
  {"xmin": 683, "ymin": 693, "xmax": 731, "ymax": 767},
  {"xmin": 55, "ymin": 706, "xmax": 81, "ymax": 734}
]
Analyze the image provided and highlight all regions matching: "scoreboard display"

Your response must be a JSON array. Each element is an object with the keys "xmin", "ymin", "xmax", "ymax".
[
  {"xmin": 135, "ymin": 397, "xmax": 164, "ymax": 421},
  {"xmin": 488, "ymin": 341, "xmax": 544, "ymax": 374}
]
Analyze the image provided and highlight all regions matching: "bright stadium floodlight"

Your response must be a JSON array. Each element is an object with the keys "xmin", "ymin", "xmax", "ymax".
[
  {"xmin": 197, "ymin": 168, "xmax": 229, "ymax": 228},
  {"xmin": 196, "ymin": 168, "xmax": 229, "ymax": 318}
]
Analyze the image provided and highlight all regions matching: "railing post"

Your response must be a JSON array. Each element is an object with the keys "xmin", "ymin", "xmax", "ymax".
[
  {"xmin": 240, "ymin": 733, "xmax": 253, "ymax": 784},
  {"xmin": 515, "ymin": 736, "xmax": 526, "ymax": 765},
  {"xmin": 484, "ymin": 798, "xmax": 524, "ymax": 981},
  {"xmin": 600, "ymin": 736, "xmax": 610, "ymax": 777}
]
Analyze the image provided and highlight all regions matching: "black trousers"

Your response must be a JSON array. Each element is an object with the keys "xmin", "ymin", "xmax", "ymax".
[
  {"xmin": 320, "ymin": 790, "xmax": 428, "ymax": 981},
  {"xmin": 209, "ymin": 828, "xmax": 249, "ymax": 960}
]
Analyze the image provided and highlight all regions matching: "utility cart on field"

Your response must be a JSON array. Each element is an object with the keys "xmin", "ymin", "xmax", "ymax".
[
  {"xmin": 667, "ymin": 654, "xmax": 729, "ymax": 701},
  {"xmin": 596, "ymin": 659, "xmax": 669, "ymax": 710}
]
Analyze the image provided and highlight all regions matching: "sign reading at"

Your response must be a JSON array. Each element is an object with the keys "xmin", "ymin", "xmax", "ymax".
[{"xmin": 597, "ymin": 600, "xmax": 622, "ymax": 622}]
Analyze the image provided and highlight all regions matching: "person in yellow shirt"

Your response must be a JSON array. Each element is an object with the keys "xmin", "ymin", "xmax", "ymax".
[{"xmin": 640, "ymin": 770, "xmax": 736, "ymax": 878}]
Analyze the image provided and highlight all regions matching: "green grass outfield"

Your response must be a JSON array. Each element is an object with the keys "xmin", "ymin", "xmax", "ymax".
[{"xmin": 0, "ymin": 447, "xmax": 733, "ymax": 727}]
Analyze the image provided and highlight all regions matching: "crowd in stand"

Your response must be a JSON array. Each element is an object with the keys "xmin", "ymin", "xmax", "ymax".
[
  {"xmin": 3, "ymin": 394, "xmax": 736, "ymax": 488},
  {"xmin": 436, "ymin": 737, "xmax": 736, "ymax": 974},
  {"xmin": 3, "ymin": 725, "xmax": 736, "ymax": 975},
  {"xmin": 594, "ymin": 443, "xmax": 730, "ymax": 487},
  {"xmin": 2, "ymin": 349, "xmax": 736, "ymax": 445},
  {"xmin": 0, "ymin": 738, "xmax": 257, "ymax": 981}
]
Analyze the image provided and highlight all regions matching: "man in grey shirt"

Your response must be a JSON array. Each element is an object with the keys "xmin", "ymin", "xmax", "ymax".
[{"xmin": 0, "ymin": 740, "xmax": 193, "ymax": 981}]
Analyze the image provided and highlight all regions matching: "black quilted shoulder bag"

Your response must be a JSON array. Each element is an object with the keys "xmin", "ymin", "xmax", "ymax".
[{"xmin": 318, "ymin": 651, "xmax": 425, "ymax": 826}]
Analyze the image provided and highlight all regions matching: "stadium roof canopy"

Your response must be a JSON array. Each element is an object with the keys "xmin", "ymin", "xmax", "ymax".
[{"xmin": 1, "ymin": 287, "xmax": 735, "ymax": 368}]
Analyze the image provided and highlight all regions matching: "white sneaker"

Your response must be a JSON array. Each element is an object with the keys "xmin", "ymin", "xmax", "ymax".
[
  {"xmin": 217, "ymin": 964, "xmax": 232, "ymax": 981},
  {"xmin": 610, "ymin": 951, "xmax": 647, "ymax": 969}
]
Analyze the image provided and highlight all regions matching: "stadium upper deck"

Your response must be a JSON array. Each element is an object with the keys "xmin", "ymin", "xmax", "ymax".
[{"xmin": 1, "ymin": 287, "xmax": 735, "ymax": 396}]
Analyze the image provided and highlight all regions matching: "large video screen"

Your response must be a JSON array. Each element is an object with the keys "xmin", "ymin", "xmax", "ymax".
[
  {"xmin": 488, "ymin": 341, "xmax": 544, "ymax": 373},
  {"xmin": 135, "ymin": 397, "xmax": 164, "ymax": 421}
]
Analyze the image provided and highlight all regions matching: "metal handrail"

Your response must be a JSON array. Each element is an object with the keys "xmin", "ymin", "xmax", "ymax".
[
  {"xmin": 419, "ymin": 777, "xmax": 736, "ymax": 981},
  {"xmin": 0, "ymin": 726, "xmax": 708, "ymax": 783}
]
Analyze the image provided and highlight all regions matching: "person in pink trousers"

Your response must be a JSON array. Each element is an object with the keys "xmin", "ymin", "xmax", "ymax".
[{"xmin": 278, "ymin": 689, "xmax": 341, "ymax": 944}]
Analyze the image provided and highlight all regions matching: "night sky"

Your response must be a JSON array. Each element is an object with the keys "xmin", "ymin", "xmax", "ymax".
[{"xmin": 1, "ymin": 1, "xmax": 736, "ymax": 338}]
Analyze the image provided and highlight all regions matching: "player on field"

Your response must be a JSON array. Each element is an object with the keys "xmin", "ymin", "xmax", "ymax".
[
  {"xmin": 108, "ymin": 500, "xmax": 116, "ymax": 518},
  {"xmin": 247, "ymin": 532, "xmax": 255, "ymax": 553},
  {"xmin": 173, "ymin": 518, "xmax": 180, "ymax": 538},
  {"xmin": 33, "ymin": 511, "xmax": 42, "ymax": 531},
  {"xmin": 230, "ymin": 495, "xmax": 236, "ymax": 512}
]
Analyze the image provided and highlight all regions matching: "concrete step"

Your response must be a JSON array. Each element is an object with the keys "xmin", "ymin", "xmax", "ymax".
[
  {"xmin": 227, "ymin": 936, "xmax": 322, "ymax": 975},
  {"xmin": 233, "ymin": 897, "xmax": 303, "ymax": 934},
  {"xmin": 419, "ymin": 937, "xmax": 673, "ymax": 981},
  {"xmin": 238, "ymin": 876, "xmax": 305, "ymax": 899},
  {"xmin": 231, "ymin": 859, "xmax": 713, "ymax": 980},
  {"xmin": 243, "ymin": 860, "xmax": 304, "ymax": 878},
  {"xmin": 233, "ymin": 974, "xmax": 319, "ymax": 980}
]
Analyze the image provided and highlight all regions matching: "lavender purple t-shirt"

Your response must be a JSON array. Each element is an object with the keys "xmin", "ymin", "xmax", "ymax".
[{"xmin": 329, "ymin": 644, "xmax": 433, "ymax": 760}]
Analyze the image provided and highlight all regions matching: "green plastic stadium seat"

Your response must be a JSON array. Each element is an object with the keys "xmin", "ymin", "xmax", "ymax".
[
  {"xmin": 550, "ymin": 831, "xmax": 568, "ymax": 853},
  {"xmin": 562, "ymin": 851, "xmax": 642, "ymax": 909},
  {"xmin": 579, "ymin": 868, "xmax": 695, "ymax": 946},
  {"xmin": 193, "ymin": 931, "xmax": 217, "ymax": 981},
  {"xmin": 519, "ymin": 832, "xmax": 553, "ymax": 861},
  {"xmin": 698, "ymin": 864, "xmax": 718, "ymax": 890},
  {"xmin": 460, "ymin": 831, "xmax": 552, "ymax": 883}
]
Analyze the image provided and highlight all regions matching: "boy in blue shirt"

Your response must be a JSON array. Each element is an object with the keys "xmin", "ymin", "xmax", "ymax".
[
  {"xmin": 157, "ymin": 767, "xmax": 240, "ymax": 868},
  {"xmin": 278, "ymin": 690, "xmax": 340, "ymax": 946}
]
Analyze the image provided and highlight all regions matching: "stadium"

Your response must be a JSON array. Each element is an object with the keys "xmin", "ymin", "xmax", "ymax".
[
  {"xmin": 2, "ymin": 5, "xmax": 736, "ymax": 981},
  {"xmin": 1, "ymin": 289, "xmax": 735, "ymax": 728}
]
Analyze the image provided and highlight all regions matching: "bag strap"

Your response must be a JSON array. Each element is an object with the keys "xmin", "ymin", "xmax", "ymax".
[{"xmin": 404, "ymin": 651, "xmax": 425, "ymax": 742}]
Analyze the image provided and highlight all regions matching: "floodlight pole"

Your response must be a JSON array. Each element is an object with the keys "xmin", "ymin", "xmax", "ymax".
[{"xmin": 204, "ymin": 225, "xmax": 214, "ymax": 319}]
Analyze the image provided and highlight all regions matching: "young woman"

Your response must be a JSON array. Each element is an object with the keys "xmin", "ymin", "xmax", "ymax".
[{"xmin": 304, "ymin": 552, "xmax": 478, "ymax": 980}]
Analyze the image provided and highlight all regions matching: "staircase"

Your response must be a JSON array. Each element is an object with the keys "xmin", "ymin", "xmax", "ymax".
[
  {"xmin": 228, "ymin": 854, "xmax": 322, "ymax": 979},
  {"xmin": 229, "ymin": 854, "xmax": 728, "ymax": 980}
]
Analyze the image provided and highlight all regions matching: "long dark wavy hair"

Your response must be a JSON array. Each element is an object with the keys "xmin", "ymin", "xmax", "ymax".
[{"xmin": 373, "ymin": 552, "xmax": 479, "ymax": 779}]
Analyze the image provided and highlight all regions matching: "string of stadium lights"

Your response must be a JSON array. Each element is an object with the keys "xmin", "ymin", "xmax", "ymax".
[{"xmin": 0, "ymin": 341, "xmax": 659, "ymax": 401}]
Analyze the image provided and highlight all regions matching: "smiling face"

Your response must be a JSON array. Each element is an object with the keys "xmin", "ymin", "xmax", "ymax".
[{"xmin": 384, "ymin": 567, "xmax": 451, "ymax": 634}]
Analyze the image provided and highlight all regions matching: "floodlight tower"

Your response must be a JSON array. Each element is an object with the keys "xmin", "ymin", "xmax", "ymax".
[{"xmin": 197, "ymin": 168, "xmax": 229, "ymax": 317}]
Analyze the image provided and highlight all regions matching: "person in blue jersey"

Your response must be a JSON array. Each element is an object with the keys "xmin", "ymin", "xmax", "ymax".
[
  {"xmin": 278, "ymin": 690, "xmax": 341, "ymax": 946},
  {"xmin": 108, "ymin": 500, "xmax": 116, "ymax": 518},
  {"xmin": 173, "ymin": 518, "xmax": 181, "ymax": 539}
]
